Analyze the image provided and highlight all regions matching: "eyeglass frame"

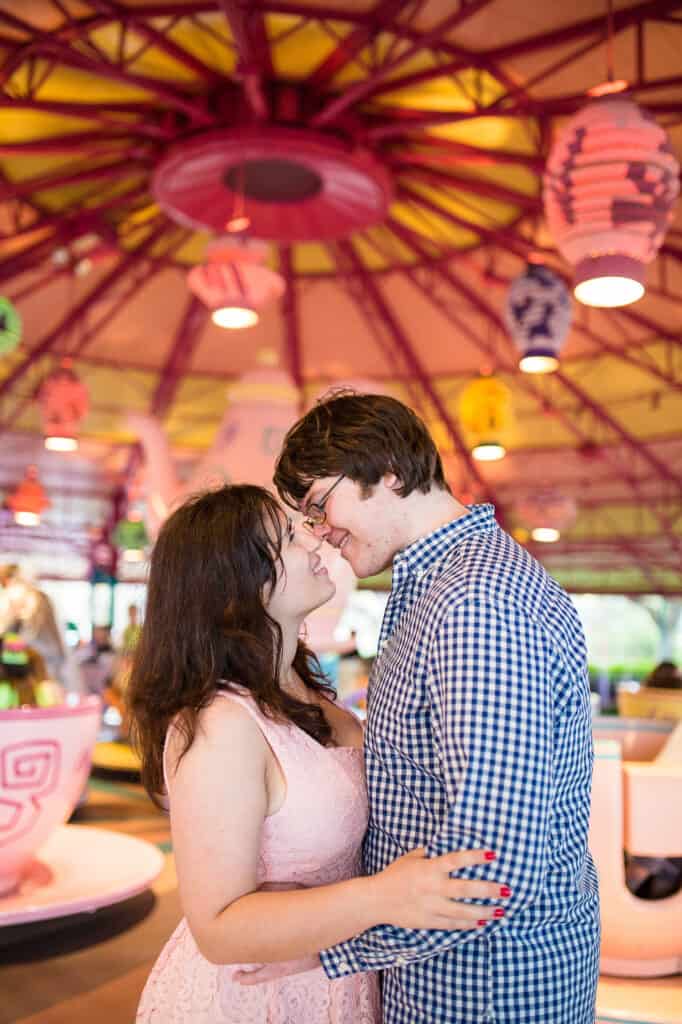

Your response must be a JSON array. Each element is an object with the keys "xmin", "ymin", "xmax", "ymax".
[{"xmin": 301, "ymin": 475, "xmax": 345, "ymax": 532}]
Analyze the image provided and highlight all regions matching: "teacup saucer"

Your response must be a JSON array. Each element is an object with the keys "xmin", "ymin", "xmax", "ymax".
[{"xmin": 0, "ymin": 825, "xmax": 164, "ymax": 928}]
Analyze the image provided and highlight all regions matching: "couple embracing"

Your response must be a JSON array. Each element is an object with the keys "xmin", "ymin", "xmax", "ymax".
[{"xmin": 131, "ymin": 392, "xmax": 600, "ymax": 1024}]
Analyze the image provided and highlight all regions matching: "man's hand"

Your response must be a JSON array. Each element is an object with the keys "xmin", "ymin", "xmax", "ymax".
[
  {"xmin": 234, "ymin": 955, "xmax": 321, "ymax": 985},
  {"xmin": 233, "ymin": 881, "xmax": 320, "ymax": 985}
]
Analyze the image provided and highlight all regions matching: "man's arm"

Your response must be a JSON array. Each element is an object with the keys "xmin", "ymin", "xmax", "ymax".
[{"xmin": 321, "ymin": 597, "xmax": 557, "ymax": 977}]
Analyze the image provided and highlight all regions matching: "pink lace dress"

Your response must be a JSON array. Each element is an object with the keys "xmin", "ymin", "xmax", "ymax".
[{"xmin": 136, "ymin": 691, "xmax": 380, "ymax": 1023}]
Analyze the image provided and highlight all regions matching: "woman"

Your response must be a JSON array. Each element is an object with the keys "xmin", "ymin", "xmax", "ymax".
[{"xmin": 130, "ymin": 485, "xmax": 506, "ymax": 1023}]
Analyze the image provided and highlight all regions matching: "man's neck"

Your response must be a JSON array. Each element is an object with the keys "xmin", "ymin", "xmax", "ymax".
[{"xmin": 395, "ymin": 491, "xmax": 470, "ymax": 556}]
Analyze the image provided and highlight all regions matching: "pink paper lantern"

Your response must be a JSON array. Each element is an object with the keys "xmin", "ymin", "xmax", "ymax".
[
  {"xmin": 544, "ymin": 95, "xmax": 680, "ymax": 307},
  {"xmin": 515, "ymin": 492, "xmax": 577, "ymax": 543},
  {"xmin": 187, "ymin": 238, "xmax": 285, "ymax": 329}
]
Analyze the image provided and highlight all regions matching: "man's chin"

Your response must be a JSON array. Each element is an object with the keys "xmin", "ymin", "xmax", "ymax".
[{"xmin": 346, "ymin": 552, "xmax": 390, "ymax": 581}]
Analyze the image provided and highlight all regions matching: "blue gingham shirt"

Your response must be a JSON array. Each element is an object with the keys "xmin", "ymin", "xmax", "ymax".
[{"xmin": 321, "ymin": 505, "xmax": 600, "ymax": 1023}]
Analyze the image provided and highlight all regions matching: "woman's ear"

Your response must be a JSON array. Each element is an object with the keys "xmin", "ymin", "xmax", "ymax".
[{"xmin": 382, "ymin": 473, "xmax": 400, "ymax": 491}]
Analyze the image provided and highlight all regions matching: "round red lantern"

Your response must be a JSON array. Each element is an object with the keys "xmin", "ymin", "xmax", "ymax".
[
  {"xmin": 544, "ymin": 95, "xmax": 680, "ymax": 308},
  {"xmin": 39, "ymin": 360, "xmax": 89, "ymax": 451},
  {"xmin": 6, "ymin": 466, "xmax": 50, "ymax": 526}
]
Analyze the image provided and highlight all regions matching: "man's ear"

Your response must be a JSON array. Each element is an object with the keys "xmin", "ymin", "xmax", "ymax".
[{"xmin": 382, "ymin": 473, "xmax": 400, "ymax": 491}]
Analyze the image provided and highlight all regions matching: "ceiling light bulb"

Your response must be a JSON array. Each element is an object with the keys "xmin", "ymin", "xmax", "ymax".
[
  {"xmin": 531, "ymin": 527, "xmax": 560, "ymax": 543},
  {"xmin": 574, "ymin": 276, "xmax": 644, "ymax": 308},
  {"xmin": 212, "ymin": 306, "xmax": 259, "ymax": 329},
  {"xmin": 44, "ymin": 435, "xmax": 78, "ymax": 452},
  {"xmin": 122, "ymin": 548, "xmax": 145, "ymax": 563},
  {"xmin": 472, "ymin": 442, "xmax": 506, "ymax": 462},
  {"xmin": 519, "ymin": 354, "xmax": 560, "ymax": 374},
  {"xmin": 14, "ymin": 510, "xmax": 40, "ymax": 527}
]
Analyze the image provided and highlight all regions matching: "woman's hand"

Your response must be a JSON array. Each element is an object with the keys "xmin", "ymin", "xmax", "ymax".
[{"xmin": 370, "ymin": 847, "xmax": 508, "ymax": 931}]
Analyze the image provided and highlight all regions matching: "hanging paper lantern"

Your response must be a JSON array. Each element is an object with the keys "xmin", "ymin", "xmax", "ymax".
[
  {"xmin": 187, "ymin": 236, "xmax": 285, "ymax": 329},
  {"xmin": 0, "ymin": 296, "xmax": 22, "ymax": 355},
  {"xmin": 514, "ymin": 492, "xmax": 577, "ymax": 543},
  {"xmin": 39, "ymin": 360, "xmax": 89, "ymax": 452},
  {"xmin": 505, "ymin": 264, "xmax": 571, "ymax": 374},
  {"xmin": 544, "ymin": 95, "xmax": 680, "ymax": 308},
  {"xmin": 113, "ymin": 515, "xmax": 149, "ymax": 562},
  {"xmin": 458, "ymin": 375, "xmax": 512, "ymax": 462},
  {"xmin": 6, "ymin": 466, "xmax": 50, "ymax": 526}
]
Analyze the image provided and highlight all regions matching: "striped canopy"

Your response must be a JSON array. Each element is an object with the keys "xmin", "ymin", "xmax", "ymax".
[{"xmin": 0, "ymin": 0, "xmax": 680, "ymax": 593}]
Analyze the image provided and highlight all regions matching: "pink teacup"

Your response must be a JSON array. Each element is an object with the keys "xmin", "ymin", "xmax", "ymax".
[{"xmin": 0, "ymin": 696, "xmax": 101, "ymax": 896}]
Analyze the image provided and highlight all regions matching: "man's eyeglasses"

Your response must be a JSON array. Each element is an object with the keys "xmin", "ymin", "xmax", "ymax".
[{"xmin": 301, "ymin": 475, "xmax": 345, "ymax": 533}]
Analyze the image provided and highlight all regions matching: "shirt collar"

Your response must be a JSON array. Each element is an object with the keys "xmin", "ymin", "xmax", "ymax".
[{"xmin": 392, "ymin": 503, "xmax": 497, "ymax": 585}]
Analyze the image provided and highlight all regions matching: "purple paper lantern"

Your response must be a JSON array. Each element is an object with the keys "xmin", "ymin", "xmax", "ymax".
[{"xmin": 544, "ymin": 95, "xmax": 680, "ymax": 308}]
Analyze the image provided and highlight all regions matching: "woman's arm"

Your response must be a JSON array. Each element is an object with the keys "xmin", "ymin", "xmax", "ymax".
[{"xmin": 168, "ymin": 699, "xmax": 505, "ymax": 966}]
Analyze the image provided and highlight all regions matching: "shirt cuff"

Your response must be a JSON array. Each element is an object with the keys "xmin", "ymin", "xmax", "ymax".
[{"xmin": 320, "ymin": 940, "xmax": 368, "ymax": 978}]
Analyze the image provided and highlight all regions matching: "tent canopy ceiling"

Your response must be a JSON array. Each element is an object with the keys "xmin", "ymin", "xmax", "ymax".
[{"xmin": 0, "ymin": 0, "xmax": 681, "ymax": 593}]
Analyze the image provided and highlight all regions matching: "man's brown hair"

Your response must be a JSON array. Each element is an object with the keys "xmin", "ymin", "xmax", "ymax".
[{"xmin": 274, "ymin": 392, "xmax": 449, "ymax": 508}]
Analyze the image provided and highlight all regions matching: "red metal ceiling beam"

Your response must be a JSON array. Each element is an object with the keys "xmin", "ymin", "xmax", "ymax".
[
  {"xmin": 385, "ymin": 135, "xmax": 545, "ymax": 172},
  {"xmin": 311, "ymin": 0, "xmax": 494, "ymax": 128},
  {"xmin": 149, "ymin": 294, "xmax": 207, "ymax": 418},
  {"xmin": 280, "ymin": 245, "xmax": 304, "ymax": 412},
  {"xmin": 389, "ymin": 159, "xmax": 541, "ymax": 211},
  {"xmin": 35, "ymin": 39, "xmax": 213, "ymax": 123},
  {"xmin": 86, "ymin": 0, "xmax": 222, "ymax": 83},
  {"xmin": 336, "ymin": 237, "xmax": 494, "ymax": 499},
  {"xmin": 553, "ymin": 370, "xmax": 682, "ymax": 494},
  {"xmin": 368, "ymin": 98, "xmax": 682, "ymax": 142},
  {"xmin": 0, "ymin": 96, "xmax": 174, "ymax": 139},
  {"xmin": 219, "ymin": 0, "xmax": 272, "ymax": 119},
  {"xmin": 306, "ymin": 0, "xmax": 408, "ymax": 88},
  {"xmin": 0, "ymin": 131, "xmax": 133, "ymax": 155},
  {"xmin": 0, "ymin": 222, "xmax": 167, "ymax": 410},
  {"xmin": 0, "ymin": 159, "xmax": 147, "ymax": 202},
  {"xmin": 384, "ymin": 216, "xmax": 682, "ymax": 562},
  {"xmin": 397, "ymin": 181, "xmax": 531, "ymax": 260},
  {"xmin": 0, "ymin": 180, "xmax": 151, "ymax": 276},
  {"xmin": 0, "ymin": 235, "xmax": 58, "ymax": 287},
  {"xmin": 461, "ymin": 262, "xmax": 682, "ymax": 388},
  {"xmin": 350, "ymin": 0, "xmax": 682, "ymax": 109},
  {"xmin": 0, "ymin": 232, "xmax": 186, "ymax": 435},
  {"xmin": 123, "ymin": 289, "xmax": 209, "ymax": 479},
  {"xmin": 485, "ymin": 2, "xmax": 682, "ymax": 63}
]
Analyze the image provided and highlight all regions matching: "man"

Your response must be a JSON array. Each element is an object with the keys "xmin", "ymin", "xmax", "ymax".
[{"xmin": 273, "ymin": 393, "xmax": 600, "ymax": 1024}]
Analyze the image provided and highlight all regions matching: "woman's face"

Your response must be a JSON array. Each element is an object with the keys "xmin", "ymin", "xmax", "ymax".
[{"xmin": 265, "ymin": 512, "xmax": 336, "ymax": 625}]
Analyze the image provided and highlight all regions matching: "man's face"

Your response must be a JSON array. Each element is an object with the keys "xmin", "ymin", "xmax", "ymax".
[{"xmin": 300, "ymin": 475, "xmax": 404, "ymax": 579}]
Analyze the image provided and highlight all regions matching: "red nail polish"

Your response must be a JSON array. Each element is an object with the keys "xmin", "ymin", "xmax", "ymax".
[
  {"xmin": 500, "ymin": 886, "xmax": 512, "ymax": 897},
  {"xmin": 484, "ymin": 851, "xmax": 496, "ymax": 861},
  {"xmin": 477, "ymin": 919, "xmax": 487, "ymax": 926},
  {"xmin": 494, "ymin": 908, "xmax": 505, "ymax": 918}
]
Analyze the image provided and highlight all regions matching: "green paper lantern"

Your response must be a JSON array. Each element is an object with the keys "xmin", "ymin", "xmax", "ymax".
[
  {"xmin": 113, "ymin": 517, "xmax": 149, "ymax": 551},
  {"xmin": 0, "ymin": 296, "xmax": 22, "ymax": 355}
]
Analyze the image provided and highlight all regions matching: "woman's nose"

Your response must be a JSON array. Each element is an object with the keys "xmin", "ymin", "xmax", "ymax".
[{"xmin": 298, "ymin": 527, "xmax": 324, "ymax": 552}]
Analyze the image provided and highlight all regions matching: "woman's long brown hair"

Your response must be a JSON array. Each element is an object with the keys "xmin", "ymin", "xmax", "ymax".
[{"xmin": 127, "ymin": 484, "xmax": 336, "ymax": 804}]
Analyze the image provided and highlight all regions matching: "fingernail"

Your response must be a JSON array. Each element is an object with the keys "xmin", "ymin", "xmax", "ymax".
[
  {"xmin": 477, "ymin": 919, "xmax": 488, "ymax": 926},
  {"xmin": 494, "ymin": 908, "xmax": 506, "ymax": 918},
  {"xmin": 500, "ymin": 886, "xmax": 512, "ymax": 897},
  {"xmin": 484, "ymin": 851, "xmax": 496, "ymax": 861}
]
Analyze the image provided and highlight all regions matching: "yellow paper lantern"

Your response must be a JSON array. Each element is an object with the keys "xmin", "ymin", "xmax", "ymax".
[{"xmin": 458, "ymin": 375, "xmax": 511, "ymax": 462}]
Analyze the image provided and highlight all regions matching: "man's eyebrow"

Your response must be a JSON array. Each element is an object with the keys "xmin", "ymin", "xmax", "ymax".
[{"xmin": 300, "ymin": 483, "xmax": 318, "ymax": 508}]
